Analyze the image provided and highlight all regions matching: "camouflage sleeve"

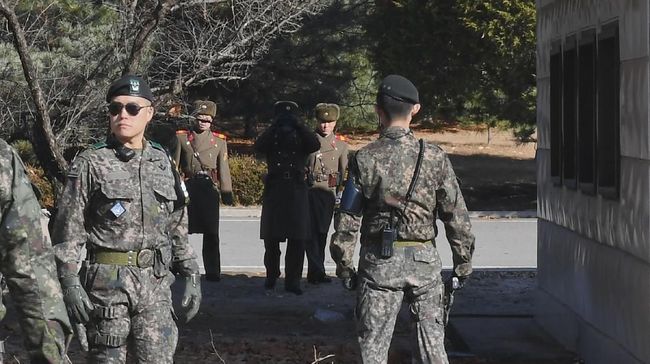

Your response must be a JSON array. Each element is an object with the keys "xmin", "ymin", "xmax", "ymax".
[
  {"xmin": 169, "ymin": 207, "xmax": 199, "ymax": 276},
  {"xmin": 330, "ymin": 155, "xmax": 361, "ymax": 278},
  {"xmin": 330, "ymin": 211, "xmax": 361, "ymax": 278},
  {"xmin": 0, "ymin": 143, "xmax": 73, "ymax": 362},
  {"xmin": 436, "ymin": 154, "xmax": 475, "ymax": 277},
  {"xmin": 218, "ymin": 141, "xmax": 233, "ymax": 193},
  {"xmin": 52, "ymin": 156, "xmax": 93, "ymax": 278}
]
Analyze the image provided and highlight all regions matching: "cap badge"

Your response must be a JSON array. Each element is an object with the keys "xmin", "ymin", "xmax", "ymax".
[{"xmin": 129, "ymin": 79, "xmax": 140, "ymax": 93}]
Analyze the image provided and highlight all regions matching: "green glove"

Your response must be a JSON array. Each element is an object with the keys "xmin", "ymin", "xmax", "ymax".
[
  {"xmin": 60, "ymin": 276, "xmax": 94, "ymax": 323},
  {"xmin": 181, "ymin": 274, "xmax": 202, "ymax": 323}
]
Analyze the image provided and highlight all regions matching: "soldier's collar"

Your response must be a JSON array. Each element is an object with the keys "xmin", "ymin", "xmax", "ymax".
[{"xmin": 380, "ymin": 126, "xmax": 412, "ymax": 140}]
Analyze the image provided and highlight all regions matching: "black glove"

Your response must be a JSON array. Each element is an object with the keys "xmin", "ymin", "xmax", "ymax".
[
  {"xmin": 181, "ymin": 274, "xmax": 202, "ymax": 323},
  {"xmin": 60, "ymin": 276, "xmax": 94, "ymax": 323},
  {"xmin": 221, "ymin": 192, "xmax": 234, "ymax": 206},
  {"xmin": 341, "ymin": 271, "xmax": 358, "ymax": 291}
]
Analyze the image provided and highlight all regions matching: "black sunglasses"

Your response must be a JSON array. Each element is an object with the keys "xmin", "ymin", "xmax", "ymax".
[{"xmin": 108, "ymin": 102, "xmax": 152, "ymax": 116}]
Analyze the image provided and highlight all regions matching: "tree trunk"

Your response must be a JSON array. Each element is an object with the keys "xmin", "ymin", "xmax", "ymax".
[{"xmin": 0, "ymin": 1, "xmax": 67, "ymax": 182}]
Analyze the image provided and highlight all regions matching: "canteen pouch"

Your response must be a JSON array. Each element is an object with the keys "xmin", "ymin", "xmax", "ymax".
[{"xmin": 381, "ymin": 226, "xmax": 396, "ymax": 259}]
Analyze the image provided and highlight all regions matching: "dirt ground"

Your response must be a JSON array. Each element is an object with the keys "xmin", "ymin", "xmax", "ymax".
[{"xmin": 0, "ymin": 272, "xmax": 575, "ymax": 364}]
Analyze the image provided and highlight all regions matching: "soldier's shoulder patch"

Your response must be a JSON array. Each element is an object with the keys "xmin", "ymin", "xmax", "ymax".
[
  {"xmin": 335, "ymin": 134, "xmax": 347, "ymax": 141},
  {"xmin": 176, "ymin": 129, "xmax": 190, "ymax": 135},
  {"xmin": 91, "ymin": 141, "xmax": 108, "ymax": 150},
  {"xmin": 212, "ymin": 131, "xmax": 227, "ymax": 140}
]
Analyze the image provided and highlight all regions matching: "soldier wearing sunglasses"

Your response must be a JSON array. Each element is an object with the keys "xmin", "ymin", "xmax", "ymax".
[{"xmin": 51, "ymin": 74, "xmax": 201, "ymax": 363}]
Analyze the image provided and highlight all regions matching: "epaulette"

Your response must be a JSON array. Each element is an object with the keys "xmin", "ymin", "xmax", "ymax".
[
  {"xmin": 176, "ymin": 130, "xmax": 190, "ymax": 135},
  {"xmin": 91, "ymin": 141, "xmax": 108, "ymax": 150},
  {"xmin": 335, "ymin": 134, "xmax": 347, "ymax": 142},
  {"xmin": 212, "ymin": 131, "xmax": 227, "ymax": 140}
]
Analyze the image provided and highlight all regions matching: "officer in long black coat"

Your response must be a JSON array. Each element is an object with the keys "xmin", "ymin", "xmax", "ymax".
[{"xmin": 255, "ymin": 101, "xmax": 320, "ymax": 295}]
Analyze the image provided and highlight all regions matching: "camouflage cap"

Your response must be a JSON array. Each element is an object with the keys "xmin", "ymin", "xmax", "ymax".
[
  {"xmin": 314, "ymin": 103, "xmax": 340, "ymax": 122},
  {"xmin": 106, "ymin": 74, "xmax": 154, "ymax": 103},
  {"xmin": 378, "ymin": 74, "xmax": 419, "ymax": 104},
  {"xmin": 273, "ymin": 101, "xmax": 300, "ymax": 116},
  {"xmin": 192, "ymin": 100, "xmax": 217, "ymax": 118}
]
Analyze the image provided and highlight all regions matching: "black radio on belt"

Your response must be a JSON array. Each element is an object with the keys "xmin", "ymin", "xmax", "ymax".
[{"xmin": 381, "ymin": 225, "xmax": 396, "ymax": 259}]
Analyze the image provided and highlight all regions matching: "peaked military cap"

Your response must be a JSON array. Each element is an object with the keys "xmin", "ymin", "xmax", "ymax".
[
  {"xmin": 314, "ymin": 103, "xmax": 340, "ymax": 122},
  {"xmin": 273, "ymin": 101, "xmax": 300, "ymax": 116},
  {"xmin": 378, "ymin": 74, "xmax": 419, "ymax": 104},
  {"xmin": 106, "ymin": 74, "xmax": 154, "ymax": 103},
  {"xmin": 192, "ymin": 100, "xmax": 217, "ymax": 118}
]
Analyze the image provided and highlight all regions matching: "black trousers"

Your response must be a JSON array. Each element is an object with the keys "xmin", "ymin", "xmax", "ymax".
[
  {"xmin": 203, "ymin": 233, "xmax": 220, "ymax": 276},
  {"xmin": 264, "ymin": 239, "xmax": 304, "ymax": 287},
  {"xmin": 305, "ymin": 232, "xmax": 328, "ymax": 279}
]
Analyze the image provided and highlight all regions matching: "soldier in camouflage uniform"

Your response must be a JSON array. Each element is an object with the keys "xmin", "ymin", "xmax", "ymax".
[
  {"xmin": 0, "ymin": 138, "xmax": 73, "ymax": 362},
  {"xmin": 52, "ymin": 75, "xmax": 202, "ymax": 363},
  {"xmin": 304, "ymin": 103, "xmax": 348, "ymax": 284},
  {"xmin": 330, "ymin": 75, "xmax": 475, "ymax": 364},
  {"xmin": 255, "ymin": 101, "xmax": 320, "ymax": 295},
  {"xmin": 174, "ymin": 100, "xmax": 234, "ymax": 282}
]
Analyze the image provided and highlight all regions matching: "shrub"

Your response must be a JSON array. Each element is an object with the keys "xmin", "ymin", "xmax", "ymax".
[
  {"xmin": 24, "ymin": 165, "xmax": 56, "ymax": 210},
  {"xmin": 513, "ymin": 124, "xmax": 536, "ymax": 144},
  {"xmin": 228, "ymin": 154, "xmax": 266, "ymax": 206}
]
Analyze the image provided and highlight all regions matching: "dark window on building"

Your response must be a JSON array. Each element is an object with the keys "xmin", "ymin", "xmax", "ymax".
[
  {"xmin": 562, "ymin": 36, "xmax": 578, "ymax": 189},
  {"xmin": 596, "ymin": 22, "xmax": 620, "ymax": 199},
  {"xmin": 548, "ymin": 23, "xmax": 620, "ymax": 200},
  {"xmin": 578, "ymin": 30, "xmax": 597, "ymax": 194},
  {"xmin": 550, "ymin": 41, "xmax": 563, "ymax": 185}
]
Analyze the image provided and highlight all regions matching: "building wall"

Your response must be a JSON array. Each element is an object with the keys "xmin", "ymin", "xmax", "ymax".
[{"xmin": 536, "ymin": 0, "xmax": 650, "ymax": 362}]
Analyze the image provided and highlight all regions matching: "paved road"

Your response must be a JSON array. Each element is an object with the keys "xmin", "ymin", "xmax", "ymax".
[{"xmin": 191, "ymin": 217, "xmax": 537, "ymax": 273}]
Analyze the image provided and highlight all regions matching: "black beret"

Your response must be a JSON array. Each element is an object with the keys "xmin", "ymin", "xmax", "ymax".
[
  {"xmin": 314, "ymin": 103, "xmax": 340, "ymax": 122},
  {"xmin": 378, "ymin": 74, "xmax": 419, "ymax": 104},
  {"xmin": 273, "ymin": 101, "xmax": 300, "ymax": 116},
  {"xmin": 192, "ymin": 100, "xmax": 217, "ymax": 118},
  {"xmin": 106, "ymin": 75, "xmax": 154, "ymax": 103}
]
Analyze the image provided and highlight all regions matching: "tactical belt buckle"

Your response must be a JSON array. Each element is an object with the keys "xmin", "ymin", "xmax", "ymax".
[
  {"xmin": 137, "ymin": 249, "xmax": 155, "ymax": 268},
  {"xmin": 282, "ymin": 171, "xmax": 292, "ymax": 179}
]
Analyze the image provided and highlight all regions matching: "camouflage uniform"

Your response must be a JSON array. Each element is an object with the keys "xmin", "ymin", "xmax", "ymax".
[
  {"xmin": 175, "ymin": 126, "xmax": 233, "ymax": 280},
  {"xmin": 52, "ymin": 140, "xmax": 199, "ymax": 363},
  {"xmin": 305, "ymin": 132, "xmax": 348, "ymax": 282},
  {"xmin": 0, "ymin": 138, "xmax": 72, "ymax": 362},
  {"xmin": 330, "ymin": 127, "xmax": 475, "ymax": 363}
]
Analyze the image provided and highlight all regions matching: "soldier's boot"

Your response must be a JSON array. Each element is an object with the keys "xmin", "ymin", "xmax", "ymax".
[
  {"xmin": 307, "ymin": 233, "xmax": 330, "ymax": 284},
  {"xmin": 203, "ymin": 233, "xmax": 221, "ymax": 282},
  {"xmin": 263, "ymin": 240, "xmax": 281, "ymax": 289},
  {"xmin": 284, "ymin": 238, "xmax": 305, "ymax": 295}
]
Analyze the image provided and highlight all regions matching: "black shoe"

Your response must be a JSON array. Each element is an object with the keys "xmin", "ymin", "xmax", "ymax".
[
  {"xmin": 264, "ymin": 277, "xmax": 276, "ymax": 289},
  {"xmin": 285, "ymin": 285, "xmax": 303, "ymax": 295},
  {"xmin": 205, "ymin": 273, "xmax": 221, "ymax": 282}
]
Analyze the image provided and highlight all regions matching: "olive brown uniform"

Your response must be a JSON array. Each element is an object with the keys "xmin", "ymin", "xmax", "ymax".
[
  {"xmin": 304, "ymin": 103, "xmax": 348, "ymax": 283},
  {"xmin": 174, "ymin": 100, "xmax": 234, "ymax": 281},
  {"xmin": 0, "ymin": 138, "xmax": 72, "ymax": 363},
  {"xmin": 52, "ymin": 75, "xmax": 201, "ymax": 363},
  {"xmin": 254, "ymin": 101, "xmax": 320, "ymax": 294},
  {"xmin": 330, "ymin": 75, "xmax": 475, "ymax": 363}
]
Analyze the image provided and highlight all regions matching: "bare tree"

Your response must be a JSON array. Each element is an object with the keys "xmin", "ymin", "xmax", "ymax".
[{"xmin": 0, "ymin": 0, "xmax": 327, "ymax": 180}]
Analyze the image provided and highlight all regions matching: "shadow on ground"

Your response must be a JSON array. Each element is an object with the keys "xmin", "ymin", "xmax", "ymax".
[{"xmin": 0, "ymin": 271, "xmax": 579, "ymax": 363}]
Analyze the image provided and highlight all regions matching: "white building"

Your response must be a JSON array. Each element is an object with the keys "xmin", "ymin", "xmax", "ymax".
[{"xmin": 536, "ymin": 1, "xmax": 649, "ymax": 363}]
